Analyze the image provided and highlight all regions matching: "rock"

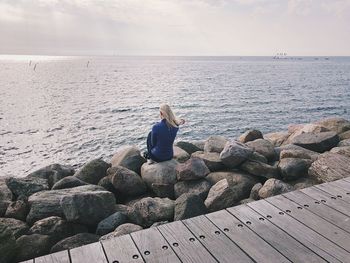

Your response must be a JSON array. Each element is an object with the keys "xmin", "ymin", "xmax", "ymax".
[
  {"xmin": 27, "ymin": 185, "xmax": 107, "ymax": 225},
  {"xmin": 308, "ymin": 152, "xmax": 350, "ymax": 182},
  {"xmin": 111, "ymin": 145, "xmax": 146, "ymax": 174},
  {"xmin": 50, "ymin": 233, "xmax": 100, "ymax": 253},
  {"xmin": 0, "ymin": 223, "xmax": 17, "ymax": 263},
  {"xmin": 264, "ymin": 131, "xmax": 290, "ymax": 146},
  {"xmin": 219, "ymin": 141, "xmax": 253, "ymax": 168},
  {"xmin": 239, "ymin": 198, "xmax": 255, "ymax": 205},
  {"xmin": 150, "ymin": 221, "xmax": 168, "ymax": 227},
  {"xmin": 113, "ymin": 204, "xmax": 130, "ymax": 214},
  {"xmin": 238, "ymin": 129, "xmax": 263, "ymax": 143},
  {"xmin": 27, "ymin": 164, "xmax": 75, "ymax": 188},
  {"xmin": 5, "ymin": 199, "xmax": 29, "ymax": 221},
  {"xmin": 190, "ymin": 140, "xmax": 205, "ymax": 151},
  {"xmin": 258, "ymin": 179, "xmax": 293, "ymax": 199},
  {"xmin": 150, "ymin": 183, "xmax": 175, "ymax": 199},
  {"xmin": 283, "ymin": 123, "xmax": 330, "ymax": 145},
  {"xmin": 338, "ymin": 139, "xmax": 350, "ymax": 147},
  {"xmin": 315, "ymin": 117, "xmax": 350, "ymax": 134},
  {"xmin": 250, "ymin": 183, "xmax": 263, "ymax": 200},
  {"xmin": 173, "ymin": 146, "xmax": 190, "ymax": 163},
  {"xmin": 108, "ymin": 166, "xmax": 147, "ymax": 196},
  {"xmin": 204, "ymin": 179, "xmax": 235, "ymax": 212},
  {"xmin": 51, "ymin": 176, "xmax": 88, "ymax": 190},
  {"xmin": 249, "ymin": 151, "xmax": 268, "ymax": 163},
  {"xmin": 15, "ymin": 234, "xmax": 53, "ymax": 262},
  {"xmin": 330, "ymin": 146, "xmax": 350, "ymax": 157},
  {"xmin": 278, "ymin": 158, "xmax": 313, "ymax": 181},
  {"xmin": 291, "ymin": 132, "xmax": 339, "ymax": 153},
  {"xmin": 29, "ymin": 216, "xmax": 88, "ymax": 243},
  {"xmin": 191, "ymin": 151, "xmax": 225, "ymax": 172},
  {"xmin": 6, "ymin": 177, "xmax": 49, "ymax": 197},
  {"xmin": 97, "ymin": 176, "xmax": 117, "ymax": 194},
  {"xmin": 174, "ymin": 179, "xmax": 212, "ymax": 200},
  {"xmin": 290, "ymin": 177, "xmax": 319, "ymax": 190},
  {"xmin": 339, "ymin": 130, "xmax": 350, "ymax": 140},
  {"xmin": 0, "ymin": 179, "xmax": 13, "ymax": 217},
  {"xmin": 175, "ymin": 141, "xmax": 202, "ymax": 155},
  {"xmin": 240, "ymin": 159, "xmax": 280, "ymax": 179},
  {"xmin": 128, "ymin": 197, "xmax": 174, "ymax": 227},
  {"xmin": 123, "ymin": 194, "xmax": 152, "ymax": 207},
  {"xmin": 61, "ymin": 190, "xmax": 116, "ymax": 226},
  {"xmin": 276, "ymin": 144, "xmax": 319, "ymax": 161},
  {"xmin": 280, "ymin": 149, "xmax": 313, "ymax": 160},
  {"xmin": 99, "ymin": 223, "xmax": 143, "ymax": 241},
  {"xmin": 246, "ymin": 139, "xmax": 276, "ymax": 161},
  {"xmin": 174, "ymin": 194, "xmax": 207, "ymax": 221},
  {"xmin": 176, "ymin": 158, "xmax": 210, "ymax": 181},
  {"xmin": 96, "ymin": 212, "xmax": 127, "ymax": 236},
  {"xmin": 0, "ymin": 218, "xmax": 29, "ymax": 239},
  {"xmin": 74, "ymin": 159, "xmax": 110, "ymax": 184},
  {"xmin": 204, "ymin": 135, "xmax": 229, "ymax": 153}
]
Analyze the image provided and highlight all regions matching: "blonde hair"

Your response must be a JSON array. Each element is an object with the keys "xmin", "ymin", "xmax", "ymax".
[{"xmin": 159, "ymin": 103, "xmax": 180, "ymax": 128}]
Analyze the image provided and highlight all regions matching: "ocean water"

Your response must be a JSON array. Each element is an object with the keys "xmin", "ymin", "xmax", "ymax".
[{"xmin": 0, "ymin": 55, "xmax": 349, "ymax": 177}]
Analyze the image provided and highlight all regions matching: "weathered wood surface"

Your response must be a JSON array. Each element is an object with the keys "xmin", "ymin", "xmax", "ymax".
[
  {"xmin": 69, "ymin": 242, "xmax": 107, "ymax": 263},
  {"xmin": 35, "ymin": 251, "xmax": 70, "ymax": 263}
]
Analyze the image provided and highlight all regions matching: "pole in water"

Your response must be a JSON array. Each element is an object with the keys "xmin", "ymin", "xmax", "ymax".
[{"xmin": 87, "ymin": 61, "xmax": 90, "ymax": 67}]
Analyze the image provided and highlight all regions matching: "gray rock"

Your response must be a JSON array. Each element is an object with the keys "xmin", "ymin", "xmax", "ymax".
[
  {"xmin": 280, "ymin": 149, "xmax": 313, "ymax": 160},
  {"xmin": 190, "ymin": 140, "xmax": 205, "ymax": 151},
  {"xmin": 338, "ymin": 139, "xmax": 350, "ymax": 147},
  {"xmin": 249, "ymin": 151, "xmax": 268, "ymax": 163},
  {"xmin": 51, "ymin": 176, "xmax": 88, "ymax": 190},
  {"xmin": 111, "ymin": 145, "xmax": 146, "ymax": 174},
  {"xmin": 50, "ymin": 233, "xmax": 100, "ymax": 253},
  {"xmin": 220, "ymin": 141, "xmax": 253, "ymax": 168},
  {"xmin": 238, "ymin": 129, "xmax": 263, "ymax": 143},
  {"xmin": 246, "ymin": 139, "xmax": 276, "ymax": 161},
  {"xmin": 128, "ymin": 197, "xmax": 175, "ymax": 227},
  {"xmin": 61, "ymin": 190, "xmax": 116, "ymax": 226},
  {"xmin": 283, "ymin": 123, "xmax": 329, "ymax": 146},
  {"xmin": 150, "ymin": 221, "xmax": 169, "ymax": 227},
  {"xmin": 276, "ymin": 144, "xmax": 319, "ymax": 161},
  {"xmin": 175, "ymin": 141, "xmax": 202, "ymax": 155},
  {"xmin": 239, "ymin": 198, "xmax": 255, "ymax": 205},
  {"xmin": 291, "ymin": 132, "xmax": 339, "ymax": 153},
  {"xmin": 290, "ymin": 177, "xmax": 319, "ymax": 190},
  {"xmin": 108, "ymin": 166, "xmax": 147, "ymax": 196},
  {"xmin": 97, "ymin": 176, "xmax": 117, "ymax": 194},
  {"xmin": 339, "ymin": 130, "xmax": 350, "ymax": 140},
  {"xmin": 258, "ymin": 179, "xmax": 293, "ymax": 199},
  {"xmin": 96, "ymin": 212, "xmax": 127, "ymax": 236},
  {"xmin": 204, "ymin": 179, "xmax": 235, "ymax": 212},
  {"xmin": 99, "ymin": 223, "xmax": 143, "ymax": 241},
  {"xmin": 176, "ymin": 158, "xmax": 210, "ymax": 181},
  {"xmin": 174, "ymin": 194, "xmax": 207, "ymax": 221},
  {"xmin": 174, "ymin": 179, "xmax": 212, "ymax": 200},
  {"xmin": 0, "ymin": 217, "xmax": 29, "ymax": 239},
  {"xmin": 264, "ymin": 131, "xmax": 290, "ymax": 146},
  {"xmin": 0, "ymin": 179, "xmax": 13, "ymax": 217},
  {"xmin": 113, "ymin": 204, "xmax": 130, "ymax": 214},
  {"xmin": 6, "ymin": 177, "xmax": 49, "ymax": 197},
  {"xmin": 5, "ymin": 199, "xmax": 29, "ymax": 221},
  {"xmin": 0, "ymin": 223, "xmax": 17, "ymax": 263},
  {"xmin": 250, "ymin": 183, "xmax": 263, "ymax": 200},
  {"xmin": 204, "ymin": 135, "xmax": 229, "ymax": 153},
  {"xmin": 314, "ymin": 117, "xmax": 350, "ymax": 134},
  {"xmin": 240, "ymin": 159, "xmax": 280, "ymax": 179},
  {"xmin": 15, "ymin": 234, "xmax": 53, "ymax": 262},
  {"xmin": 278, "ymin": 158, "xmax": 313, "ymax": 181},
  {"xmin": 191, "ymin": 151, "xmax": 225, "ymax": 172},
  {"xmin": 27, "ymin": 164, "xmax": 75, "ymax": 188},
  {"xmin": 74, "ymin": 159, "xmax": 110, "ymax": 184},
  {"xmin": 330, "ymin": 146, "xmax": 350, "ymax": 157},
  {"xmin": 173, "ymin": 146, "xmax": 191, "ymax": 163},
  {"xmin": 150, "ymin": 183, "xmax": 175, "ymax": 199}
]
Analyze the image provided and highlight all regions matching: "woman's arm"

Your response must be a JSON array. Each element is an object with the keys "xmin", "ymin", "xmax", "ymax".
[{"xmin": 151, "ymin": 126, "xmax": 157, "ymax": 148}]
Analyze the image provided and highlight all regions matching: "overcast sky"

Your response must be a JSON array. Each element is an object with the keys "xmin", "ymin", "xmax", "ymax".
[{"xmin": 1, "ymin": 0, "xmax": 350, "ymax": 56}]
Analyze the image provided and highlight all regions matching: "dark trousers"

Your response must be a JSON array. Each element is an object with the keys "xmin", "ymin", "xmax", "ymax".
[{"xmin": 146, "ymin": 132, "xmax": 161, "ymax": 162}]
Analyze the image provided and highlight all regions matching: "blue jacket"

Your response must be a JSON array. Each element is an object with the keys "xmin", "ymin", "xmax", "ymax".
[{"xmin": 151, "ymin": 119, "xmax": 179, "ymax": 161}]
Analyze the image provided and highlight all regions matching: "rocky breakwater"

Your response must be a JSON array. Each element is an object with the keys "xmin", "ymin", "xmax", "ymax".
[{"xmin": 1, "ymin": 117, "xmax": 350, "ymax": 262}]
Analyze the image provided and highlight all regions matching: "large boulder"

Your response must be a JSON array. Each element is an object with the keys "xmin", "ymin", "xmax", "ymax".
[
  {"xmin": 264, "ymin": 131, "xmax": 290, "ymax": 146},
  {"xmin": 278, "ymin": 158, "xmax": 313, "ymax": 181},
  {"xmin": 111, "ymin": 145, "xmax": 146, "ymax": 174},
  {"xmin": 27, "ymin": 164, "xmax": 75, "ymax": 188},
  {"xmin": 190, "ymin": 140, "xmax": 205, "ymax": 151},
  {"xmin": 250, "ymin": 183, "xmax": 263, "ymax": 200},
  {"xmin": 258, "ymin": 179, "xmax": 293, "ymax": 199},
  {"xmin": 339, "ymin": 130, "xmax": 350, "ymax": 140},
  {"xmin": 176, "ymin": 158, "xmax": 210, "ymax": 181},
  {"xmin": 61, "ymin": 190, "xmax": 116, "ymax": 226},
  {"xmin": 240, "ymin": 159, "xmax": 280, "ymax": 179},
  {"xmin": 174, "ymin": 179, "xmax": 212, "ymax": 200},
  {"xmin": 283, "ymin": 123, "xmax": 329, "ymax": 146},
  {"xmin": 0, "ymin": 218, "xmax": 29, "ymax": 239},
  {"xmin": 308, "ymin": 152, "xmax": 350, "ymax": 182},
  {"xmin": 128, "ymin": 197, "xmax": 175, "ymax": 227},
  {"xmin": 204, "ymin": 179, "xmax": 235, "ymax": 212},
  {"xmin": 219, "ymin": 141, "xmax": 253, "ymax": 168},
  {"xmin": 74, "ymin": 159, "xmax": 110, "ymax": 184},
  {"xmin": 174, "ymin": 194, "xmax": 207, "ymax": 221},
  {"xmin": 5, "ymin": 199, "xmax": 29, "ymax": 221},
  {"xmin": 314, "ymin": 117, "xmax": 350, "ymax": 134},
  {"xmin": 238, "ymin": 129, "xmax": 263, "ymax": 143},
  {"xmin": 276, "ymin": 144, "xmax": 319, "ymax": 161},
  {"xmin": 291, "ymin": 132, "xmax": 339, "ymax": 153},
  {"xmin": 0, "ymin": 223, "xmax": 17, "ymax": 263},
  {"xmin": 290, "ymin": 177, "xmax": 319, "ymax": 190},
  {"xmin": 96, "ymin": 212, "xmax": 127, "ymax": 236},
  {"xmin": 338, "ymin": 139, "xmax": 350, "ymax": 147},
  {"xmin": 191, "ymin": 151, "xmax": 225, "ymax": 171},
  {"xmin": 50, "ymin": 233, "xmax": 100, "ymax": 253},
  {"xmin": 246, "ymin": 139, "xmax": 276, "ymax": 161},
  {"xmin": 15, "ymin": 234, "xmax": 53, "ymax": 262},
  {"xmin": 204, "ymin": 136, "xmax": 229, "ymax": 153},
  {"xmin": 108, "ymin": 166, "xmax": 147, "ymax": 196},
  {"xmin": 51, "ymin": 176, "xmax": 88, "ymax": 190},
  {"xmin": 173, "ymin": 146, "xmax": 190, "ymax": 163},
  {"xmin": 28, "ymin": 216, "xmax": 88, "ymax": 243},
  {"xmin": 0, "ymin": 179, "xmax": 13, "ymax": 216},
  {"xmin": 26, "ymin": 185, "xmax": 107, "ymax": 224},
  {"xmin": 175, "ymin": 141, "xmax": 202, "ymax": 155},
  {"xmin": 6, "ymin": 177, "xmax": 49, "ymax": 197},
  {"xmin": 330, "ymin": 146, "xmax": 350, "ymax": 157},
  {"xmin": 100, "ymin": 223, "xmax": 143, "ymax": 241}
]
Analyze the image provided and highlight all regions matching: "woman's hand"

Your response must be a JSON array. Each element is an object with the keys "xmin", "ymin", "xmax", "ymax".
[{"xmin": 179, "ymin": 118, "xmax": 186, "ymax": 125}]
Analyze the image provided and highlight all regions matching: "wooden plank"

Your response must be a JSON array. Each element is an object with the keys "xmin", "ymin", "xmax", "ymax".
[
  {"xmin": 315, "ymin": 183, "xmax": 350, "ymax": 203},
  {"xmin": 266, "ymin": 194, "xmax": 350, "ymax": 252},
  {"xmin": 19, "ymin": 260, "xmax": 34, "ymax": 263},
  {"xmin": 206, "ymin": 209, "xmax": 290, "ymax": 263},
  {"xmin": 301, "ymin": 187, "xmax": 350, "ymax": 217},
  {"xmin": 283, "ymin": 190, "xmax": 350, "ymax": 233},
  {"xmin": 248, "ymin": 199, "xmax": 350, "ymax": 263},
  {"xmin": 101, "ymin": 234, "xmax": 144, "ymax": 263},
  {"xmin": 343, "ymin": 178, "xmax": 350, "ymax": 183},
  {"xmin": 70, "ymin": 242, "xmax": 107, "ymax": 263},
  {"xmin": 328, "ymin": 180, "xmax": 350, "ymax": 197},
  {"xmin": 227, "ymin": 205, "xmax": 327, "ymax": 263},
  {"xmin": 157, "ymin": 220, "xmax": 217, "ymax": 263},
  {"xmin": 182, "ymin": 215, "xmax": 253, "ymax": 263},
  {"xmin": 35, "ymin": 250, "xmax": 70, "ymax": 263},
  {"xmin": 131, "ymin": 226, "xmax": 181, "ymax": 263}
]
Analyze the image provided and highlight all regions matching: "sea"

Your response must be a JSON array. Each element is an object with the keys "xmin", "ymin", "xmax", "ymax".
[{"xmin": 0, "ymin": 55, "xmax": 349, "ymax": 178}]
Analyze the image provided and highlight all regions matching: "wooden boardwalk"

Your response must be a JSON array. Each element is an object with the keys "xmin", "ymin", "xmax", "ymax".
[{"xmin": 22, "ymin": 177, "xmax": 350, "ymax": 263}]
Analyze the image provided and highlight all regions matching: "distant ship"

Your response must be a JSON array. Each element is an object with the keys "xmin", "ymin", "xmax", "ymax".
[{"xmin": 273, "ymin": 52, "xmax": 288, "ymax": 59}]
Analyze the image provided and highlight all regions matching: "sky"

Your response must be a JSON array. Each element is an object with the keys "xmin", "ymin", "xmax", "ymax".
[{"xmin": 0, "ymin": 0, "xmax": 350, "ymax": 56}]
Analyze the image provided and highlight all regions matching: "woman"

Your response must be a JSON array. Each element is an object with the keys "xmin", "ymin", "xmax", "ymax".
[{"xmin": 145, "ymin": 103, "xmax": 185, "ymax": 164}]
